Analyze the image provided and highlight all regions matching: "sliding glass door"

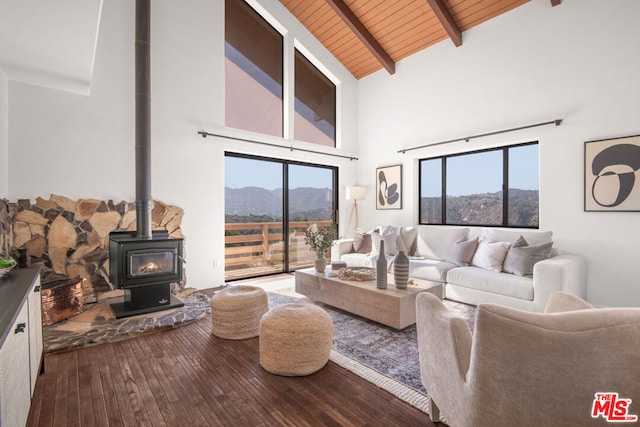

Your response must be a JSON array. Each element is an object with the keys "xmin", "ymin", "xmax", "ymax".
[
  {"xmin": 224, "ymin": 154, "xmax": 284, "ymax": 279},
  {"xmin": 287, "ymin": 164, "xmax": 336, "ymax": 269},
  {"xmin": 224, "ymin": 153, "xmax": 337, "ymax": 280}
]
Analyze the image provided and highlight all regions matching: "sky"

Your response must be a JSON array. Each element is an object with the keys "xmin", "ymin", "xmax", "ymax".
[
  {"xmin": 421, "ymin": 144, "xmax": 539, "ymax": 197},
  {"xmin": 226, "ymin": 144, "xmax": 538, "ymax": 195},
  {"xmin": 225, "ymin": 156, "xmax": 334, "ymax": 190}
]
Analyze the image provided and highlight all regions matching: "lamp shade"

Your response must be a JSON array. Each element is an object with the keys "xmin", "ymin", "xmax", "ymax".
[{"xmin": 346, "ymin": 186, "xmax": 366, "ymax": 200}]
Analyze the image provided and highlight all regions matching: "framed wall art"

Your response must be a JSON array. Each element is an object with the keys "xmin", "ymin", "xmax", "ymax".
[
  {"xmin": 376, "ymin": 165, "xmax": 402, "ymax": 210},
  {"xmin": 585, "ymin": 134, "xmax": 640, "ymax": 212}
]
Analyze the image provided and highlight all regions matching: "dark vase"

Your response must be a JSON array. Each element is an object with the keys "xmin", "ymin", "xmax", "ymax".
[{"xmin": 376, "ymin": 240, "xmax": 387, "ymax": 289}]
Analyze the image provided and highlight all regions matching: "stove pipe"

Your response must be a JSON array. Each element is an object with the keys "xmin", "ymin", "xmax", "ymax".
[{"xmin": 135, "ymin": 0, "xmax": 152, "ymax": 239}]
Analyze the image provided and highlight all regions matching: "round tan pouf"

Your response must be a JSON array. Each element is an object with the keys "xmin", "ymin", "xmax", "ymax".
[
  {"xmin": 259, "ymin": 303, "xmax": 334, "ymax": 376},
  {"xmin": 210, "ymin": 285, "xmax": 269, "ymax": 340}
]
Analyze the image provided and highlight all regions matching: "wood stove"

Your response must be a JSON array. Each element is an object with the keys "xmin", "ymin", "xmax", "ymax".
[
  {"xmin": 107, "ymin": 0, "xmax": 186, "ymax": 319},
  {"xmin": 109, "ymin": 230, "xmax": 185, "ymax": 318}
]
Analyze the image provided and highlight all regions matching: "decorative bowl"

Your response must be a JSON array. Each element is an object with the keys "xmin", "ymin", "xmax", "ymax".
[{"xmin": 338, "ymin": 267, "xmax": 376, "ymax": 281}]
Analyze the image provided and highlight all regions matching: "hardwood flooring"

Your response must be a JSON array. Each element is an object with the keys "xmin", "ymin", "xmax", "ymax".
[{"xmin": 27, "ymin": 315, "xmax": 440, "ymax": 426}]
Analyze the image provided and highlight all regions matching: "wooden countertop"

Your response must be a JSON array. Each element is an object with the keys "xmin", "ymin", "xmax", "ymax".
[{"xmin": 0, "ymin": 267, "xmax": 40, "ymax": 348}]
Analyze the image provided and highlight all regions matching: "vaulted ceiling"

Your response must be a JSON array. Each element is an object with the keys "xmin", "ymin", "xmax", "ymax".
[
  {"xmin": 280, "ymin": 0, "xmax": 561, "ymax": 79},
  {"xmin": 0, "ymin": 0, "xmax": 563, "ymax": 94}
]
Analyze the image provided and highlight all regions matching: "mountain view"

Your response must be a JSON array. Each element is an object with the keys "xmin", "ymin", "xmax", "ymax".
[
  {"xmin": 225, "ymin": 186, "xmax": 333, "ymax": 221},
  {"xmin": 421, "ymin": 189, "xmax": 539, "ymax": 226},
  {"xmin": 226, "ymin": 186, "xmax": 538, "ymax": 226}
]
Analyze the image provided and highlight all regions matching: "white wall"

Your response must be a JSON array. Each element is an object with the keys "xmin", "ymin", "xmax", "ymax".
[
  {"xmin": 357, "ymin": 0, "xmax": 640, "ymax": 307},
  {"xmin": 0, "ymin": 66, "xmax": 7, "ymax": 198},
  {"xmin": 7, "ymin": 0, "xmax": 358, "ymax": 288}
]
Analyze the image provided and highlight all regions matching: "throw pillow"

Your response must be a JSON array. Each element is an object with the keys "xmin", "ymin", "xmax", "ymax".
[
  {"xmin": 511, "ymin": 235, "xmax": 528, "ymax": 248},
  {"xmin": 371, "ymin": 226, "xmax": 398, "ymax": 256},
  {"xmin": 370, "ymin": 229, "xmax": 380, "ymax": 257},
  {"xmin": 353, "ymin": 228, "xmax": 372, "ymax": 254},
  {"xmin": 396, "ymin": 226, "xmax": 418, "ymax": 255},
  {"xmin": 471, "ymin": 240, "xmax": 511, "ymax": 272},
  {"xmin": 503, "ymin": 240, "xmax": 553, "ymax": 276},
  {"xmin": 415, "ymin": 227, "xmax": 470, "ymax": 261},
  {"xmin": 446, "ymin": 237, "xmax": 479, "ymax": 267}
]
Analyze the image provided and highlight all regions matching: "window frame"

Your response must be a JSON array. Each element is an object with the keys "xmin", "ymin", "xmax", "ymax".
[{"xmin": 418, "ymin": 141, "xmax": 540, "ymax": 229}]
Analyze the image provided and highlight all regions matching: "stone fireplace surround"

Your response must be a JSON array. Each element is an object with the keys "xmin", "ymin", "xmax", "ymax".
[{"xmin": 0, "ymin": 194, "xmax": 184, "ymax": 304}]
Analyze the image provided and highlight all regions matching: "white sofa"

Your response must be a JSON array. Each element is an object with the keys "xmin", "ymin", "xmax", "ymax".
[{"xmin": 331, "ymin": 226, "xmax": 587, "ymax": 312}]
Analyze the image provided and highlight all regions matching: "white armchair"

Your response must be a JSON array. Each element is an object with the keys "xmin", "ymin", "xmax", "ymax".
[{"xmin": 416, "ymin": 291, "xmax": 640, "ymax": 426}]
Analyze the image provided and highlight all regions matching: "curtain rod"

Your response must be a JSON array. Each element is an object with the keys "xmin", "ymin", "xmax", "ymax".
[
  {"xmin": 398, "ymin": 118, "xmax": 563, "ymax": 154},
  {"xmin": 198, "ymin": 131, "xmax": 358, "ymax": 161}
]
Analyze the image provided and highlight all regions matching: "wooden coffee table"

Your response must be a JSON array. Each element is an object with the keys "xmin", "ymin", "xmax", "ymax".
[{"xmin": 294, "ymin": 268, "xmax": 443, "ymax": 330}]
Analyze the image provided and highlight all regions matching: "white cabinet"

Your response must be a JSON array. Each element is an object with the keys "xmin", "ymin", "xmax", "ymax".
[
  {"xmin": 28, "ymin": 276, "xmax": 43, "ymax": 395},
  {"xmin": 0, "ymin": 303, "xmax": 32, "ymax": 427},
  {"xmin": 0, "ymin": 268, "xmax": 43, "ymax": 427}
]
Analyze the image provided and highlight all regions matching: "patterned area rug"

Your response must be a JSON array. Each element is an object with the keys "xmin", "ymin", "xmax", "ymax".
[{"xmin": 267, "ymin": 290, "xmax": 476, "ymax": 397}]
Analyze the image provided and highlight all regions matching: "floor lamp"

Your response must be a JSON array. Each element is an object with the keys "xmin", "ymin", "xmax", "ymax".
[{"xmin": 345, "ymin": 186, "xmax": 366, "ymax": 237}]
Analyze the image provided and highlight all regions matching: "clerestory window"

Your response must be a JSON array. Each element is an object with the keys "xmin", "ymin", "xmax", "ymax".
[
  {"xmin": 419, "ymin": 142, "xmax": 540, "ymax": 228},
  {"xmin": 224, "ymin": 0, "xmax": 337, "ymax": 147},
  {"xmin": 294, "ymin": 49, "xmax": 336, "ymax": 146},
  {"xmin": 225, "ymin": 0, "xmax": 283, "ymax": 137}
]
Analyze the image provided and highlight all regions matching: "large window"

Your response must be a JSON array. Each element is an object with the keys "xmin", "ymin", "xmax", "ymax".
[
  {"xmin": 419, "ymin": 142, "xmax": 539, "ymax": 228},
  {"xmin": 224, "ymin": 153, "xmax": 337, "ymax": 280},
  {"xmin": 225, "ymin": 0, "xmax": 337, "ymax": 146}
]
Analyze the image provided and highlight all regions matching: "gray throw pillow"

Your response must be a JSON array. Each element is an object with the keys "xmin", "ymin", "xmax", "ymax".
[
  {"xmin": 353, "ymin": 228, "xmax": 372, "ymax": 254},
  {"xmin": 503, "ymin": 240, "xmax": 553, "ymax": 276},
  {"xmin": 446, "ymin": 237, "xmax": 478, "ymax": 267},
  {"xmin": 511, "ymin": 235, "xmax": 528, "ymax": 248}
]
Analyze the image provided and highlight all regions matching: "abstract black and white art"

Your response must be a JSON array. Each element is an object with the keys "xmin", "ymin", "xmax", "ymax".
[
  {"xmin": 376, "ymin": 165, "xmax": 402, "ymax": 210},
  {"xmin": 585, "ymin": 135, "xmax": 640, "ymax": 212}
]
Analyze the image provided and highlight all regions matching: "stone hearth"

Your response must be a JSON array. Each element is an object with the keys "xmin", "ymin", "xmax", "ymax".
[{"xmin": 43, "ymin": 287, "xmax": 216, "ymax": 354}]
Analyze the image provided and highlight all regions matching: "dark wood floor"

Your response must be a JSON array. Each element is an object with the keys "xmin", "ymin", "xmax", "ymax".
[{"xmin": 27, "ymin": 315, "xmax": 440, "ymax": 427}]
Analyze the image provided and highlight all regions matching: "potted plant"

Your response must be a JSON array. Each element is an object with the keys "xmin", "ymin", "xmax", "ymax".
[
  {"xmin": 304, "ymin": 224, "xmax": 336, "ymax": 273},
  {"xmin": 0, "ymin": 256, "xmax": 16, "ymax": 278}
]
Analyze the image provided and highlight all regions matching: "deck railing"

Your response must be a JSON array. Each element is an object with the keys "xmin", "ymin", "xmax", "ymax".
[{"xmin": 224, "ymin": 220, "xmax": 333, "ymax": 280}]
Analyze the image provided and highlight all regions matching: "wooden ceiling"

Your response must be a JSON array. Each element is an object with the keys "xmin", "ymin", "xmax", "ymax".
[{"xmin": 280, "ymin": 0, "xmax": 560, "ymax": 79}]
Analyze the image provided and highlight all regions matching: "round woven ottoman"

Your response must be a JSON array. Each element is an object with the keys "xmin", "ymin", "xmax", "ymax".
[
  {"xmin": 210, "ymin": 285, "xmax": 269, "ymax": 340},
  {"xmin": 259, "ymin": 303, "xmax": 334, "ymax": 376}
]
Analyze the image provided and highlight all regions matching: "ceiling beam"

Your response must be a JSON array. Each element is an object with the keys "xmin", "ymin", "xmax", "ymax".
[
  {"xmin": 324, "ymin": 0, "xmax": 395, "ymax": 75},
  {"xmin": 551, "ymin": 0, "xmax": 561, "ymax": 6},
  {"xmin": 425, "ymin": 0, "xmax": 462, "ymax": 47}
]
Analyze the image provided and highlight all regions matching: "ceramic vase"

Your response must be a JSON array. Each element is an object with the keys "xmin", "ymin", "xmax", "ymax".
[
  {"xmin": 393, "ymin": 250, "xmax": 409, "ymax": 289},
  {"xmin": 314, "ymin": 252, "xmax": 327, "ymax": 273},
  {"xmin": 376, "ymin": 240, "xmax": 387, "ymax": 289}
]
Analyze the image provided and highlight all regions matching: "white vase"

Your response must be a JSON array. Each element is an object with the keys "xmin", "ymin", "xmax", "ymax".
[{"xmin": 314, "ymin": 253, "xmax": 327, "ymax": 273}]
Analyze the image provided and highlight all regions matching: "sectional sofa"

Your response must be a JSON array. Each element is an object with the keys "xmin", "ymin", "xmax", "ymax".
[{"xmin": 331, "ymin": 225, "xmax": 587, "ymax": 312}]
